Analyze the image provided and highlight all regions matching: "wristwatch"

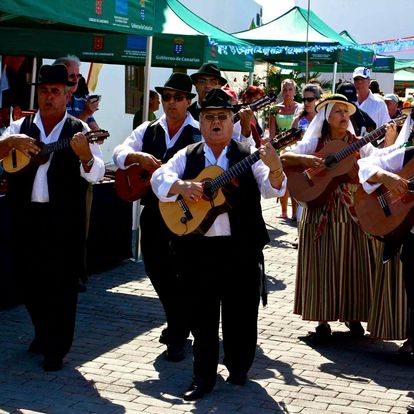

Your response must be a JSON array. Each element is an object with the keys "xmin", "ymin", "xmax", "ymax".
[{"xmin": 82, "ymin": 157, "xmax": 94, "ymax": 168}]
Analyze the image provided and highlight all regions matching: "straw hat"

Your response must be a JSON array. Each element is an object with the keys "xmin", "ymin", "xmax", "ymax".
[{"xmin": 315, "ymin": 93, "xmax": 357, "ymax": 116}]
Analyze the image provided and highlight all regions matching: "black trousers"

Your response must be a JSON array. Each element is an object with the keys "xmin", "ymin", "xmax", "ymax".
[
  {"xmin": 400, "ymin": 232, "xmax": 414, "ymax": 339},
  {"xmin": 173, "ymin": 236, "xmax": 261, "ymax": 385},
  {"xmin": 14, "ymin": 202, "xmax": 79, "ymax": 359},
  {"xmin": 140, "ymin": 205, "xmax": 189, "ymax": 346}
]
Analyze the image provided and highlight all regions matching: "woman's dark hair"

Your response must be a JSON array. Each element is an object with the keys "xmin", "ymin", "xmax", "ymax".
[
  {"xmin": 297, "ymin": 83, "xmax": 323, "ymax": 118},
  {"xmin": 74, "ymin": 75, "xmax": 89, "ymax": 97}
]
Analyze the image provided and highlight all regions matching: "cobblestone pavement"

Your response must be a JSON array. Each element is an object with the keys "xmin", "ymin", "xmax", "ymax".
[{"xmin": 0, "ymin": 198, "xmax": 413, "ymax": 414}]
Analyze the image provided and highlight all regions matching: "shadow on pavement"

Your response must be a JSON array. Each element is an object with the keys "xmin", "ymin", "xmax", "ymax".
[{"xmin": 0, "ymin": 260, "xmax": 164, "ymax": 414}]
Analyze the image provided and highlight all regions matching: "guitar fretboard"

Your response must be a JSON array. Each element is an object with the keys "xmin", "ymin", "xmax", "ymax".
[
  {"xmin": 39, "ymin": 137, "xmax": 72, "ymax": 156},
  {"xmin": 204, "ymin": 128, "xmax": 299, "ymax": 196},
  {"xmin": 334, "ymin": 115, "xmax": 406, "ymax": 162}
]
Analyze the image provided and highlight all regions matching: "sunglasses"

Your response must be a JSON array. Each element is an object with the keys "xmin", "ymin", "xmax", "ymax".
[
  {"xmin": 161, "ymin": 93, "xmax": 186, "ymax": 102},
  {"xmin": 68, "ymin": 73, "xmax": 82, "ymax": 80},
  {"xmin": 302, "ymin": 97, "xmax": 316, "ymax": 103},
  {"xmin": 202, "ymin": 113, "xmax": 232, "ymax": 122}
]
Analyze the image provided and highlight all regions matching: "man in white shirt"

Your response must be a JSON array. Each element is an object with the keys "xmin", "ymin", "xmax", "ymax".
[
  {"xmin": 0, "ymin": 64, "xmax": 104, "ymax": 371},
  {"xmin": 113, "ymin": 72, "xmax": 200, "ymax": 363},
  {"xmin": 151, "ymin": 88, "xmax": 286, "ymax": 400},
  {"xmin": 353, "ymin": 66, "xmax": 390, "ymax": 128}
]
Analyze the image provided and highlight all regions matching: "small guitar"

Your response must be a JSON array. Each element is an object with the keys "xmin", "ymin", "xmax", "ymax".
[
  {"xmin": 2, "ymin": 129, "xmax": 110, "ymax": 173},
  {"xmin": 354, "ymin": 156, "xmax": 414, "ymax": 242},
  {"xmin": 115, "ymin": 164, "xmax": 158, "ymax": 202},
  {"xmin": 159, "ymin": 128, "xmax": 301, "ymax": 236},
  {"xmin": 232, "ymin": 92, "xmax": 277, "ymax": 124},
  {"xmin": 284, "ymin": 115, "xmax": 406, "ymax": 208}
]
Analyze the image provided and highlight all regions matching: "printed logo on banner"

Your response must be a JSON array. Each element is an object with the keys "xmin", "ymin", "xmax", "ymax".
[
  {"xmin": 95, "ymin": 0, "xmax": 102, "ymax": 15},
  {"xmin": 211, "ymin": 46, "xmax": 216, "ymax": 59},
  {"xmin": 93, "ymin": 35, "xmax": 105, "ymax": 51},
  {"xmin": 174, "ymin": 38, "xmax": 184, "ymax": 55},
  {"xmin": 140, "ymin": 0, "xmax": 146, "ymax": 20}
]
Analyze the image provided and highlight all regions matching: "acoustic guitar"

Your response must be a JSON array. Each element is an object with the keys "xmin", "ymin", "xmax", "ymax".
[
  {"xmin": 354, "ymin": 156, "xmax": 414, "ymax": 242},
  {"xmin": 284, "ymin": 115, "xmax": 406, "ymax": 208},
  {"xmin": 159, "ymin": 128, "xmax": 301, "ymax": 236},
  {"xmin": 115, "ymin": 163, "xmax": 157, "ymax": 202},
  {"xmin": 2, "ymin": 129, "xmax": 110, "ymax": 173},
  {"xmin": 114, "ymin": 93, "xmax": 278, "ymax": 203}
]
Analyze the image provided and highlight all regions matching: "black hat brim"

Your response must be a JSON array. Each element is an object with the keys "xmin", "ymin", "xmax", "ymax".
[
  {"xmin": 155, "ymin": 86, "xmax": 196, "ymax": 99},
  {"xmin": 190, "ymin": 72, "xmax": 227, "ymax": 86}
]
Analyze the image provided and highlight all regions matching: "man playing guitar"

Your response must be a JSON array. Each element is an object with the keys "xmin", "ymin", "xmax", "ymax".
[
  {"xmin": 358, "ymin": 111, "xmax": 414, "ymax": 367},
  {"xmin": 0, "ymin": 64, "xmax": 105, "ymax": 371},
  {"xmin": 112, "ymin": 73, "xmax": 200, "ymax": 362}
]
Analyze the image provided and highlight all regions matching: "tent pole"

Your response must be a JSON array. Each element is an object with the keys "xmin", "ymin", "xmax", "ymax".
[
  {"xmin": 305, "ymin": 0, "xmax": 311, "ymax": 82},
  {"xmin": 132, "ymin": 35, "xmax": 153, "ymax": 262},
  {"xmin": 29, "ymin": 57, "xmax": 37, "ymax": 110},
  {"xmin": 332, "ymin": 61, "xmax": 338, "ymax": 93}
]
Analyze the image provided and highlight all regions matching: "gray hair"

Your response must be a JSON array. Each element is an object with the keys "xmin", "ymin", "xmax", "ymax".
[
  {"xmin": 53, "ymin": 55, "xmax": 81, "ymax": 68},
  {"xmin": 302, "ymin": 83, "xmax": 323, "ymax": 99}
]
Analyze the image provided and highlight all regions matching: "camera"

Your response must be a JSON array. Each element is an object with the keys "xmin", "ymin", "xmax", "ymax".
[{"xmin": 88, "ymin": 94, "xmax": 101, "ymax": 103}]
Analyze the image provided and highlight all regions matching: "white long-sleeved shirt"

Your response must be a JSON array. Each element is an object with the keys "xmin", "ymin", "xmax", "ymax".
[
  {"xmin": 151, "ymin": 142, "xmax": 286, "ymax": 237},
  {"xmin": 358, "ymin": 91, "xmax": 390, "ymax": 128},
  {"xmin": 112, "ymin": 113, "xmax": 200, "ymax": 169},
  {"xmin": 1, "ymin": 112, "xmax": 105, "ymax": 202}
]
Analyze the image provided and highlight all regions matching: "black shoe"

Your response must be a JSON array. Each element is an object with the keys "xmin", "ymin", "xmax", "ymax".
[
  {"xmin": 164, "ymin": 344, "xmax": 185, "ymax": 362},
  {"xmin": 42, "ymin": 356, "xmax": 63, "ymax": 372},
  {"xmin": 311, "ymin": 323, "xmax": 332, "ymax": 345},
  {"xmin": 183, "ymin": 381, "xmax": 214, "ymax": 401},
  {"xmin": 407, "ymin": 401, "xmax": 414, "ymax": 412},
  {"xmin": 28, "ymin": 339, "xmax": 44, "ymax": 354},
  {"xmin": 159, "ymin": 328, "xmax": 170, "ymax": 345},
  {"xmin": 226, "ymin": 372, "xmax": 247, "ymax": 385},
  {"xmin": 345, "ymin": 321, "xmax": 365, "ymax": 338}
]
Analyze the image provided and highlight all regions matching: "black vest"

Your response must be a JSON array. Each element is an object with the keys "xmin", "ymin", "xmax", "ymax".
[
  {"xmin": 6, "ymin": 115, "xmax": 87, "ymax": 215},
  {"xmin": 141, "ymin": 120, "xmax": 201, "ymax": 206},
  {"xmin": 182, "ymin": 140, "xmax": 270, "ymax": 254}
]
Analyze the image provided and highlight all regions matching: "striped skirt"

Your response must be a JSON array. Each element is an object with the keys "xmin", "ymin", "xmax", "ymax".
[
  {"xmin": 294, "ymin": 191, "xmax": 375, "ymax": 322},
  {"xmin": 367, "ymin": 242, "xmax": 408, "ymax": 340}
]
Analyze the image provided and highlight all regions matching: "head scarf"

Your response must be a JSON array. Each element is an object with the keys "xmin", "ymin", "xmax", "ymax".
[{"xmin": 302, "ymin": 102, "xmax": 355, "ymax": 142}]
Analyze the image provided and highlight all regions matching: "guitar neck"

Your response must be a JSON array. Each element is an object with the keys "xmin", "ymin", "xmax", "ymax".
[
  {"xmin": 39, "ymin": 136, "xmax": 73, "ymax": 156},
  {"xmin": 205, "ymin": 129, "xmax": 298, "ymax": 195},
  {"xmin": 335, "ymin": 115, "xmax": 406, "ymax": 162},
  {"xmin": 232, "ymin": 92, "xmax": 276, "ymax": 124}
]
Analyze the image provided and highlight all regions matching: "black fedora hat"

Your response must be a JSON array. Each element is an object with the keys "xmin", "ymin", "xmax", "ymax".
[
  {"xmin": 190, "ymin": 63, "xmax": 227, "ymax": 86},
  {"xmin": 32, "ymin": 64, "xmax": 76, "ymax": 86},
  {"xmin": 155, "ymin": 73, "xmax": 196, "ymax": 98},
  {"xmin": 200, "ymin": 89, "xmax": 234, "ymax": 111},
  {"xmin": 315, "ymin": 93, "xmax": 356, "ymax": 115}
]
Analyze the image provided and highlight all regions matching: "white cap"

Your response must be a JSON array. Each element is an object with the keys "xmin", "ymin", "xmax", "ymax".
[{"xmin": 353, "ymin": 67, "xmax": 371, "ymax": 79}]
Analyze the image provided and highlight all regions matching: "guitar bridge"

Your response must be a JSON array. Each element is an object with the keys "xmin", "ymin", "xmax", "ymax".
[
  {"xmin": 178, "ymin": 197, "xmax": 193, "ymax": 224},
  {"xmin": 376, "ymin": 188, "xmax": 391, "ymax": 217}
]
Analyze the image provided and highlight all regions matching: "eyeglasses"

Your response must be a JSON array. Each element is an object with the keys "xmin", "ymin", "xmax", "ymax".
[
  {"xmin": 202, "ymin": 113, "xmax": 232, "ymax": 122},
  {"xmin": 302, "ymin": 97, "xmax": 316, "ymax": 103},
  {"xmin": 68, "ymin": 74, "xmax": 82, "ymax": 80},
  {"xmin": 197, "ymin": 78, "xmax": 220, "ymax": 86},
  {"xmin": 161, "ymin": 93, "xmax": 186, "ymax": 102}
]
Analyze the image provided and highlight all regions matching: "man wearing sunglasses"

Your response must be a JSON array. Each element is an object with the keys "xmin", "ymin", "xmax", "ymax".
[
  {"xmin": 151, "ymin": 88, "xmax": 286, "ymax": 400},
  {"xmin": 113, "ymin": 72, "xmax": 200, "ymax": 362},
  {"xmin": 189, "ymin": 63, "xmax": 256, "ymax": 146}
]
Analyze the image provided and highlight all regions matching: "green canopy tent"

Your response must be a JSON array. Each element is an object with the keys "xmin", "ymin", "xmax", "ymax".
[
  {"xmin": 233, "ymin": 7, "xmax": 373, "ymax": 66},
  {"xmin": 0, "ymin": 0, "xmax": 254, "ymax": 71},
  {"xmin": 0, "ymin": 0, "xmax": 155, "ymax": 36},
  {"xmin": 395, "ymin": 59, "xmax": 414, "ymax": 71},
  {"xmin": 272, "ymin": 31, "xmax": 395, "ymax": 74}
]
